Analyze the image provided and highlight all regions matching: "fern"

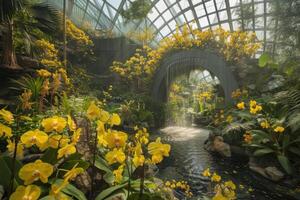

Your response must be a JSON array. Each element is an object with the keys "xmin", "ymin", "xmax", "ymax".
[
  {"xmin": 287, "ymin": 112, "xmax": 300, "ymax": 132},
  {"xmin": 223, "ymin": 121, "xmax": 255, "ymax": 135}
]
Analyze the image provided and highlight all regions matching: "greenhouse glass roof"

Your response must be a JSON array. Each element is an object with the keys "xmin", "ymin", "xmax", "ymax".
[{"xmin": 45, "ymin": 0, "xmax": 275, "ymax": 54}]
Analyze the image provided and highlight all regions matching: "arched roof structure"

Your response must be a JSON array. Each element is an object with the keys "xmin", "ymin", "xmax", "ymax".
[{"xmin": 44, "ymin": 0, "xmax": 276, "ymax": 56}]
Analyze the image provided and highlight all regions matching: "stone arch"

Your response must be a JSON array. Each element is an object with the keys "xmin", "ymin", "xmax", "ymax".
[{"xmin": 152, "ymin": 49, "xmax": 238, "ymax": 104}]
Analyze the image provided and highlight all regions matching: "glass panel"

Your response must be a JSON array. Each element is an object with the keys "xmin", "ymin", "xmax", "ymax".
[
  {"xmin": 195, "ymin": 4, "xmax": 205, "ymax": 18},
  {"xmin": 162, "ymin": 10, "xmax": 173, "ymax": 22},
  {"xmin": 179, "ymin": 0, "xmax": 189, "ymax": 10}
]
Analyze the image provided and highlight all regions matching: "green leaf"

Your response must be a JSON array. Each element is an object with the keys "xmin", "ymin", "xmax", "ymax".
[
  {"xmin": 277, "ymin": 155, "xmax": 292, "ymax": 175},
  {"xmin": 94, "ymin": 156, "xmax": 114, "ymax": 184},
  {"xmin": 103, "ymin": 171, "xmax": 114, "ymax": 184},
  {"xmin": 0, "ymin": 156, "xmax": 23, "ymax": 191},
  {"xmin": 59, "ymin": 159, "xmax": 90, "ymax": 171},
  {"xmin": 258, "ymin": 53, "xmax": 271, "ymax": 67},
  {"xmin": 251, "ymin": 130, "xmax": 273, "ymax": 141},
  {"xmin": 52, "ymin": 179, "xmax": 87, "ymax": 200},
  {"xmin": 95, "ymin": 183, "xmax": 128, "ymax": 200},
  {"xmin": 94, "ymin": 156, "xmax": 112, "ymax": 173},
  {"xmin": 41, "ymin": 148, "xmax": 58, "ymax": 164},
  {"xmin": 253, "ymin": 148, "xmax": 275, "ymax": 156}
]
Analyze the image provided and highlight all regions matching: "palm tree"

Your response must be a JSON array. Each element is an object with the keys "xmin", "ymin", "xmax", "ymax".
[{"xmin": 0, "ymin": 0, "xmax": 61, "ymax": 70}]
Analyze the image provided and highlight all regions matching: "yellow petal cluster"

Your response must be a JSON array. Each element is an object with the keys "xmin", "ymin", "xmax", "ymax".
[
  {"xmin": 0, "ymin": 108, "xmax": 14, "ymax": 124},
  {"xmin": 147, "ymin": 137, "xmax": 171, "ymax": 164},
  {"xmin": 21, "ymin": 129, "xmax": 48, "ymax": 149},
  {"xmin": 19, "ymin": 159, "xmax": 53, "ymax": 185},
  {"xmin": 0, "ymin": 123, "xmax": 12, "ymax": 138},
  {"xmin": 105, "ymin": 148, "xmax": 126, "ymax": 165},
  {"xmin": 41, "ymin": 116, "xmax": 67, "ymax": 133},
  {"xmin": 274, "ymin": 126, "xmax": 285, "ymax": 133},
  {"xmin": 9, "ymin": 185, "xmax": 41, "ymax": 200}
]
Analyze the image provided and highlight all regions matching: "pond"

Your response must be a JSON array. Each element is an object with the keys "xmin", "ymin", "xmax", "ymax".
[{"xmin": 155, "ymin": 126, "xmax": 284, "ymax": 200}]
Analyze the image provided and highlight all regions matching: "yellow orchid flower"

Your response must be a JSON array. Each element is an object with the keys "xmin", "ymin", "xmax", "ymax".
[
  {"xmin": 274, "ymin": 126, "xmax": 285, "ymax": 133},
  {"xmin": 0, "ymin": 123, "xmax": 12, "ymax": 138},
  {"xmin": 105, "ymin": 148, "xmax": 126, "ymax": 165},
  {"xmin": 0, "ymin": 108, "xmax": 14, "ymax": 124},
  {"xmin": 86, "ymin": 101, "xmax": 101, "ymax": 120},
  {"xmin": 19, "ymin": 160, "xmax": 53, "ymax": 185},
  {"xmin": 67, "ymin": 115, "xmax": 76, "ymax": 131},
  {"xmin": 211, "ymin": 172, "xmax": 221, "ymax": 182},
  {"xmin": 236, "ymin": 102, "xmax": 245, "ymax": 110},
  {"xmin": 41, "ymin": 116, "xmax": 67, "ymax": 133},
  {"xmin": 9, "ymin": 185, "xmax": 41, "ymax": 200},
  {"xmin": 48, "ymin": 134, "xmax": 70, "ymax": 149},
  {"xmin": 20, "ymin": 129, "xmax": 48, "ymax": 148},
  {"xmin": 57, "ymin": 144, "xmax": 76, "ymax": 159},
  {"xmin": 105, "ymin": 130, "xmax": 128, "ymax": 149},
  {"xmin": 113, "ymin": 165, "xmax": 124, "ymax": 184},
  {"xmin": 63, "ymin": 164, "xmax": 84, "ymax": 182},
  {"xmin": 36, "ymin": 69, "xmax": 51, "ymax": 77},
  {"xmin": 202, "ymin": 168, "xmax": 211, "ymax": 177},
  {"xmin": 260, "ymin": 120, "xmax": 270, "ymax": 129},
  {"xmin": 71, "ymin": 128, "xmax": 81, "ymax": 144},
  {"xmin": 147, "ymin": 137, "xmax": 171, "ymax": 164},
  {"xmin": 50, "ymin": 183, "xmax": 71, "ymax": 200},
  {"xmin": 99, "ymin": 110, "xmax": 110, "ymax": 123},
  {"xmin": 109, "ymin": 113, "xmax": 121, "ymax": 126}
]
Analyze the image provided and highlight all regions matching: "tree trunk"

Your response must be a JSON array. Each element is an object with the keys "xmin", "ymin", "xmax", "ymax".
[{"xmin": 1, "ymin": 20, "xmax": 20, "ymax": 69}]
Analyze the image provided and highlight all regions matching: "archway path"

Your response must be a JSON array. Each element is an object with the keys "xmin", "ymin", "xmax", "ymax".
[{"xmin": 152, "ymin": 49, "xmax": 238, "ymax": 104}]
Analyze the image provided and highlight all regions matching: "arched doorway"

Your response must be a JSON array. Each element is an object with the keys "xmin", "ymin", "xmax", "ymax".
[{"xmin": 152, "ymin": 49, "xmax": 238, "ymax": 104}]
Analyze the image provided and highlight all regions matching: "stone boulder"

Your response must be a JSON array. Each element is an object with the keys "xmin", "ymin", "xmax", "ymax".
[
  {"xmin": 249, "ymin": 157, "xmax": 284, "ymax": 182},
  {"xmin": 204, "ymin": 135, "xmax": 231, "ymax": 157}
]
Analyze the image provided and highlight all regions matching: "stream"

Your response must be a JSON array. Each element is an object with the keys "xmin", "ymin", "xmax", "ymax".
[{"xmin": 156, "ymin": 126, "xmax": 284, "ymax": 200}]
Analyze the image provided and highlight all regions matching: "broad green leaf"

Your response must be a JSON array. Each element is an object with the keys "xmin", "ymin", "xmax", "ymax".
[
  {"xmin": 103, "ymin": 171, "xmax": 114, "ymax": 184},
  {"xmin": 41, "ymin": 148, "xmax": 58, "ymax": 164},
  {"xmin": 0, "ymin": 156, "xmax": 23, "ymax": 191},
  {"xmin": 251, "ymin": 130, "xmax": 273, "ymax": 141},
  {"xmin": 95, "ymin": 183, "xmax": 127, "ymax": 200},
  {"xmin": 39, "ymin": 196, "xmax": 55, "ymax": 200},
  {"xmin": 258, "ymin": 53, "xmax": 270, "ymax": 67},
  {"xmin": 277, "ymin": 155, "xmax": 292, "ymax": 175},
  {"xmin": 52, "ymin": 179, "xmax": 87, "ymax": 200},
  {"xmin": 94, "ymin": 156, "xmax": 112, "ymax": 174},
  {"xmin": 253, "ymin": 148, "xmax": 275, "ymax": 156},
  {"xmin": 59, "ymin": 159, "xmax": 89, "ymax": 171},
  {"xmin": 104, "ymin": 190, "xmax": 127, "ymax": 200}
]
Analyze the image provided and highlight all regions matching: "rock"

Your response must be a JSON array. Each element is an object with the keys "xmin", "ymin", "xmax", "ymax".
[
  {"xmin": 249, "ymin": 158, "xmax": 285, "ymax": 182},
  {"xmin": 204, "ymin": 135, "xmax": 231, "ymax": 157},
  {"xmin": 212, "ymin": 136, "xmax": 231, "ymax": 157},
  {"xmin": 265, "ymin": 166, "xmax": 284, "ymax": 182},
  {"xmin": 249, "ymin": 165, "xmax": 268, "ymax": 178}
]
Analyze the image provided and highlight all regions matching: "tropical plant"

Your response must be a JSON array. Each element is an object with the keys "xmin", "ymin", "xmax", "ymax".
[
  {"xmin": 0, "ymin": 0, "xmax": 60, "ymax": 69},
  {"xmin": 120, "ymin": 0, "xmax": 152, "ymax": 22}
]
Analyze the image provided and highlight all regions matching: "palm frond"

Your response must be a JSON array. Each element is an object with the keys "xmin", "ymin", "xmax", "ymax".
[
  {"xmin": 29, "ymin": 2, "xmax": 62, "ymax": 34},
  {"xmin": 0, "ymin": 0, "xmax": 23, "ymax": 22}
]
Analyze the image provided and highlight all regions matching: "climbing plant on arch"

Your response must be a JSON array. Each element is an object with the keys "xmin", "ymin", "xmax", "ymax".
[{"xmin": 111, "ymin": 25, "xmax": 261, "ymax": 102}]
